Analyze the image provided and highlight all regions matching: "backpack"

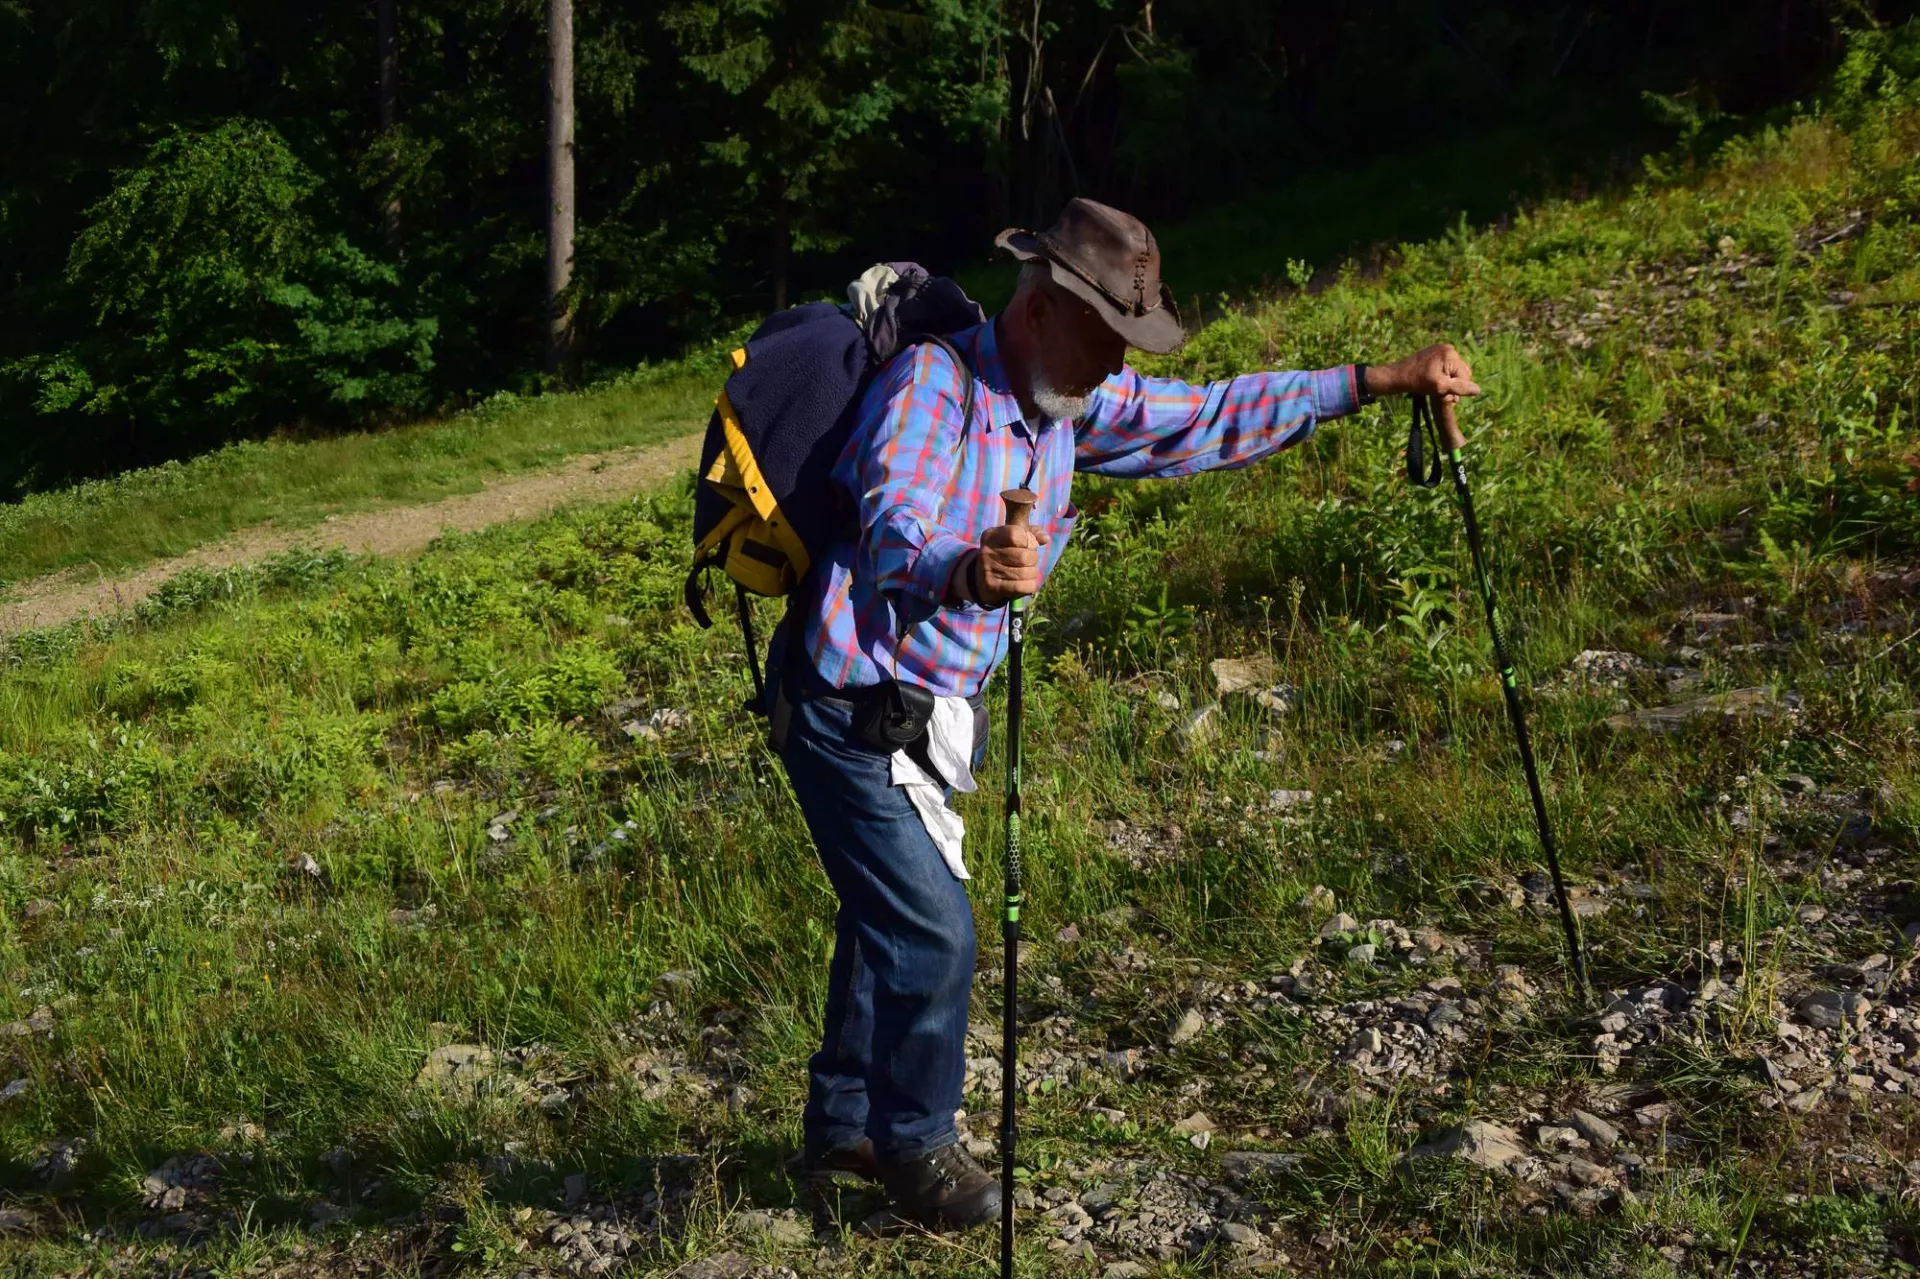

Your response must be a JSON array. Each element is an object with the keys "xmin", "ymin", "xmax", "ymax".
[{"xmin": 684, "ymin": 262, "xmax": 986, "ymax": 707}]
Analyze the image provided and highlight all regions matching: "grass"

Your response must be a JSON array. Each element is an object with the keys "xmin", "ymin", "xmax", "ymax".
[
  {"xmin": 0, "ymin": 355, "xmax": 726, "ymax": 591},
  {"xmin": 955, "ymin": 106, "xmax": 1663, "ymax": 320},
  {"xmin": 3, "ymin": 33, "xmax": 1920, "ymax": 1278},
  {"xmin": 0, "ymin": 99, "xmax": 1680, "ymax": 598}
]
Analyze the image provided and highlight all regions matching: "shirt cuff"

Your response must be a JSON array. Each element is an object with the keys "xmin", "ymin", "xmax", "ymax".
[
  {"xmin": 1311, "ymin": 365, "xmax": 1363, "ymax": 421},
  {"xmin": 905, "ymin": 529, "xmax": 977, "ymax": 620}
]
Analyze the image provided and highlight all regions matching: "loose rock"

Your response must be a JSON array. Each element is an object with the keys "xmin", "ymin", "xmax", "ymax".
[
  {"xmin": 1605, "ymin": 686, "xmax": 1798, "ymax": 733},
  {"xmin": 1211, "ymin": 656, "xmax": 1277, "ymax": 697},
  {"xmin": 1408, "ymin": 1120, "xmax": 1531, "ymax": 1175},
  {"xmin": 1569, "ymin": 1110, "xmax": 1620, "ymax": 1148}
]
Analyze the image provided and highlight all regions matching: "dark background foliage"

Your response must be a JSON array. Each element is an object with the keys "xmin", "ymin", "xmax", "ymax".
[{"xmin": 0, "ymin": 0, "xmax": 1908, "ymax": 495}]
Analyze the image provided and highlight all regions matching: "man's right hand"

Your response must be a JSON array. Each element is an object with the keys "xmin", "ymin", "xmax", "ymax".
[{"xmin": 970, "ymin": 523, "xmax": 1050, "ymax": 606}]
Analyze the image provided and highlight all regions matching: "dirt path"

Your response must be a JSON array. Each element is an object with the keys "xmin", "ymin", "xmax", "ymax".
[{"xmin": 0, "ymin": 434, "xmax": 703, "ymax": 637}]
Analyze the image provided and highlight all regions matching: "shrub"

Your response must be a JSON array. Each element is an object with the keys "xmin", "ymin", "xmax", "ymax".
[{"xmin": 4, "ymin": 120, "xmax": 437, "ymax": 463}]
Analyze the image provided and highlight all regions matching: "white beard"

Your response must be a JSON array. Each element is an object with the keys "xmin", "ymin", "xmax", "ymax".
[{"xmin": 1030, "ymin": 367, "xmax": 1091, "ymax": 424}]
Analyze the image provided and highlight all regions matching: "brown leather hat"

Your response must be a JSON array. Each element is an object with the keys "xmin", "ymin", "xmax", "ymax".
[{"xmin": 996, "ymin": 198, "xmax": 1185, "ymax": 354}]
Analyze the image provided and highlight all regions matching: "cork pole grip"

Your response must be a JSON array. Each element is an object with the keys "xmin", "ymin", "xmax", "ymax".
[{"xmin": 1001, "ymin": 487, "xmax": 1038, "ymax": 528}]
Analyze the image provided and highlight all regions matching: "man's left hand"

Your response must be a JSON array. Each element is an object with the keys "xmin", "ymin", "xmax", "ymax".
[{"xmin": 1364, "ymin": 343, "xmax": 1480, "ymax": 402}]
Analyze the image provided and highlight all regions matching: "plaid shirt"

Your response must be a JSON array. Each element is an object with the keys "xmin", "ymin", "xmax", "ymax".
[{"xmin": 798, "ymin": 318, "xmax": 1362, "ymax": 697}]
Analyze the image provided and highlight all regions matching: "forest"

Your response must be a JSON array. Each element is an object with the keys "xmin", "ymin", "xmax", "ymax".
[{"xmin": 0, "ymin": 1, "xmax": 1901, "ymax": 496}]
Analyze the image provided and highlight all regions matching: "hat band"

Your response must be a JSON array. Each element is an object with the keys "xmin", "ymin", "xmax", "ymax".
[{"xmin": 1037, "ymin": 233, "xmax": 1165, "ymax": 317}]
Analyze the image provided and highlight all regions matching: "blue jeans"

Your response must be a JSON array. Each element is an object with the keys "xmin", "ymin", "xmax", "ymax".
[{"xmin": 777, "ymin": 661, "xmax": 987, "ymax": 1163}]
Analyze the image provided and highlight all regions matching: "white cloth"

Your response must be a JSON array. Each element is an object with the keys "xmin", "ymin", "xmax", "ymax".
[
  {"xmin": 890, "ymin": 693, "xmax": 978, "ymax": 880},
  {"xmin": 846, "ymin": 262, "xmax": 899, "ymax": 329}
]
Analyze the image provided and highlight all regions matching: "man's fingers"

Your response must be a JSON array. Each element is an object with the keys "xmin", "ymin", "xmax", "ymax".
[
  {"xmin": 982, "ymin": 524, "xmax": 1042, "ymax": 551},
  {"xmin": 989, "ymin": 546, "xmax": 1039, "ymax": 570}
]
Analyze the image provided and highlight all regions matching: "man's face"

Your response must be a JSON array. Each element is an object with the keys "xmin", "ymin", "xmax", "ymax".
[{"xmin": 1027, "ymin": 281, "xmax": 1127, "ymax": 422}]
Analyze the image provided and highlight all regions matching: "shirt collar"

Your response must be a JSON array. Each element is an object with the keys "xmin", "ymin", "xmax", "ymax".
[{"xmin": 960, "ymin": 318, "xmax": 1030, "ymax": 434}]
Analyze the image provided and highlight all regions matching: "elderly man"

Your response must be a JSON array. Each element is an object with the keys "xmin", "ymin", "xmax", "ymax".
[{"xmin": 775, "ymin": 198, "xmax": 1478, "ymax": 1229}]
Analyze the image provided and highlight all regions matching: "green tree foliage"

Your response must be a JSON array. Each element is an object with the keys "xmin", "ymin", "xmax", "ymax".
[
  {"xmin": 12, "ymin": 121, "xmax": 436, "ymax": 455},
  {"xmin": 0, "ymin": 0, "xmax": 1909, "ymax": 495}
]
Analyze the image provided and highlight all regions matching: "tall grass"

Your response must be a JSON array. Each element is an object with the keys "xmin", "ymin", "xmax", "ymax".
[
  {"xmin": 0, "ymin": 357, "xmax": 726, "ymax": 590},
  {"xmin": 3, "ymin": 59, "xmax": 1920, "ymax": 1277}
]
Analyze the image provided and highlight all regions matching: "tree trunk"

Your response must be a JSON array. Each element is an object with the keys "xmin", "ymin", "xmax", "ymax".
[
  {"xmin": 442, "ymin": 10, "xmax": 470, "ymax": 228},
  {"xmin": 545, "ymin": 0, "xmax": 576, "ymax": 376},
  {"xmin": 772, "ymin": 188, "xmax": 789, "ymax": 312},
  {"xmin": 378, "ymin": 0, "xmax": 400, "ymax": 241}
]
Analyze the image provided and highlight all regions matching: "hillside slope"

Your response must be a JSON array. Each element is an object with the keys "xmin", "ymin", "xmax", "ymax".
[{"xmin": 3, "ymin": 42, "xmax": 1920, "ymax": 1279}]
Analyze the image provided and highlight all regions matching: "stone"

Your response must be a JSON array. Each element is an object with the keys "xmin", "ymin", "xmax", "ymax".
[
  {"xmin": 1297, "ymin": 885, "xmax": 1337, "ymax": 917},
  {"xmin": 680, "ymin": 1251, "xmax": 758, "ymax": 1279},
  {"xmin": 1179, "ymin": 704, "xmax": 1222, "ymax": 751},
  {"xmin": 1491, "ymin": 966, "xmax": 1536, "ymax": 1009},
  {"xmin": 1103, "ymin": 1264, "xmax": 1150, "ymax": 1279},
  {"xmin": 1212, "ymin": 656, "xmax": 1278, "ymax": 697},
  {"xmin": 1319, "ymin": 913, "xmax": 1360, "ymax": 939},
  {"xmin": 1780, "ymin": 773, "xmax": 1817, "ymax": 796},
  {"xmin": 563, "ymin": 1173, "xmax": 588, "ymax": 1204},
  {"xmin": 1221, "ymin": 1151, "xmax": 1304, "ymax": 1184},
  {"xmin": 654, "ymin": 969, "xmax": 699, "ymax": 998},
  {"xmin": 1347, "ymin": 1028, "xmax": 1384, "ymax": 1057},
  {"xmin": 1794, "ymin": 990, "xmax": 1860, "ymax": 1031},
  {"xmin": 0, "ymin": 1208, "xmax": 36, "ymax": 1234},
  {"xmin": 1569, "ymin": 1110, "xmax": 1620, "ymax": 1148},
  {"xmin": 1, "ymin": 1005, "xmax": 53, "ymax": 1037},
  {"xmin": 1255, "ymin": 685, "xmax": 1301, "ymax": 717},
  {"xmin": 624, "ymin": 707, "xmax": 691, "ymax": 742},
  {"xmin": 1218, "ymin": 1221, "xmax": 1264, "ymax": 1248},
  {"xmin": 1172, "ymin": 1110, "xmax": 1216, "ymax": 1136},
  {"xmin": 1168, "ymin": 1006, "xmax": 1207, "ymax": 1045},
  {"xmin": 1056, "ymin": 923, "xmax": 1081, "ymax": 943},
  {"xmin": 733, "ymin": 1208, "xmax": 812, "ymax": 1247},
  {"xmin": 1535, "ymin": 1125, "xmax": 1582, "ymax": 1150},
  {"xmin": 1553, "ymin": 1155, "xmax": 1616, "ymax": 1187},
  {"xmin": 1347, "ymin": 943, "xmax": 1377, "ymax": 964},
  {"xmin": 0, "ymin": 1079, "xmax": 30, "ymax": 1104},
  {"xmin": 1605, "ymin": 687, "xmax": 1795, "ymax": 733},
  {"xmin": 36, "ymin": 1139, "xmax": 85, "ymax": 1185},
  {"xmin": 416, "ymin": 1044, "xmax": 500, "ymax": 1094},
  {"xmin": 1407, "ymin": 1120, "xmax": 1530, "ymax": 1175}
]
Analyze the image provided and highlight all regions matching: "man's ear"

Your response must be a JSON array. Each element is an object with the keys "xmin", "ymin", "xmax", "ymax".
[{"xmin": 1023, "ymin": 283, "xmax": 1049, "ymax": 336}]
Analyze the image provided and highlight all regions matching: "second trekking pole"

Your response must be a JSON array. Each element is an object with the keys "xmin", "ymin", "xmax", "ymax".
[
  {"xmin": 1409, "ymin": 396, "xmax": 1595, "ymax": 1008},
  {"xmin": 997, "ymin": 486, "xmax": 1036, "ymax": 1279}
]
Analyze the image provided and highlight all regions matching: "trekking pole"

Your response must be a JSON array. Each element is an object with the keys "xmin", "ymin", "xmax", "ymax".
[
  {"xmin": 998, "ymin": 486, "xmax": 1036, "ymax": 1279},
  {"xmin": 1410, "ymin": 396, "xmax": 1595, "ymax": 1008}
]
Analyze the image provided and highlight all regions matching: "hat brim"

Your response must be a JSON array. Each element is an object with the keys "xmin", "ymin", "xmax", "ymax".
[{"xmin": 994, "ymin": 227, "xmax": 1187, "ymax": 355}]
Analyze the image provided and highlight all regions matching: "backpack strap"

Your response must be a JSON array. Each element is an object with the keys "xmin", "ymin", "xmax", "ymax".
[{"xmin": 920, "ymin": 334, "xmax": 977, "ymax": 446}]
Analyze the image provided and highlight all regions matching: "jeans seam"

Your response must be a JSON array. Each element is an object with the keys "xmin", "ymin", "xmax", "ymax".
[{"xmin": 829, "ymin": 931, "xmax": 863, "ymax": 1070}]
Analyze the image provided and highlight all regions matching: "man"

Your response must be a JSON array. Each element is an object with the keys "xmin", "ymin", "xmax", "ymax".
[{"xmin": 776, "ymin": 198, "xmax": 1478, "ymax": 1229}]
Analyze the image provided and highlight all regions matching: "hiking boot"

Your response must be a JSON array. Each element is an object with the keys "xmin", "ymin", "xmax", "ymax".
[
  {"xmin": 877, "ymin": 1141, "xmax": 1001, "ymax": 1232},
  {"xmin": 787, "ymin": 1137, "xmax": 881, "ymax": 1183}
]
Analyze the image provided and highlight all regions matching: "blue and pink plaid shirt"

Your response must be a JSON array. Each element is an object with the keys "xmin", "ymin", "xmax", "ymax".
[{"xmin": 797, "ymin": 318, "xmax": 1362, "ymax": 697}]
